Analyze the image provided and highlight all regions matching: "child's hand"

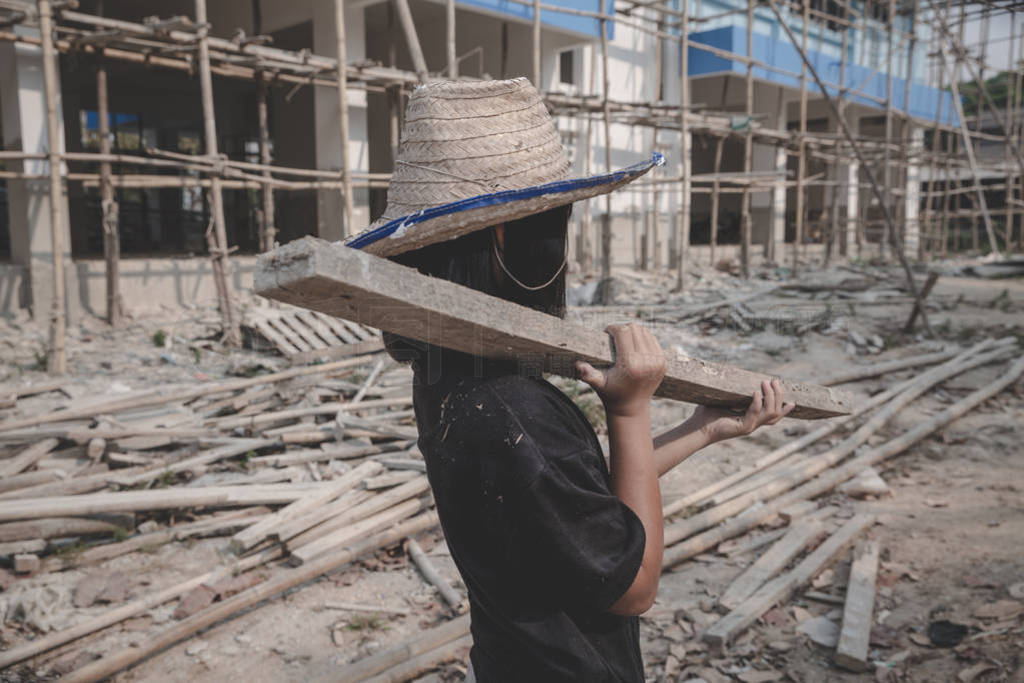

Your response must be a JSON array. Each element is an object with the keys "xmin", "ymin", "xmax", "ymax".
[
  {"xmin": 690, "ymin": 378, "xmax": 794, "ymax": 444},
  {"xmin": 576, "ymin": 324, "xmax": 666, "ymax": 418}
]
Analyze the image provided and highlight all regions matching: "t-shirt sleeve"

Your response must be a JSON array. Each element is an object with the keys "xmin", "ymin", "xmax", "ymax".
[{"xmin": 504, "ymin": 449, "xmax": 646, "ymax": 614}]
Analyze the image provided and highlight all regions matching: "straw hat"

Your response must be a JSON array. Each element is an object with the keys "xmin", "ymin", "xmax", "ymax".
[{"xmin": 345, "ymin": 77, "xmax": 663, "ymax": 257}]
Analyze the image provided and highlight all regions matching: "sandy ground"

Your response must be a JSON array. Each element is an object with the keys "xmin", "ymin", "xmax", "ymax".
[{"xmin": 0, "ymin": 262, "xmax": 1022, "ymax": 682}]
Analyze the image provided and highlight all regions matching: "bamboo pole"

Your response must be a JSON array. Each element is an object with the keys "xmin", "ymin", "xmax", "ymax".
[
  {"xmin": 941, "ymin": 130, "xmax": 953, "ymax": 256},
  {"xmin": 334, "ymin": 0, "xmax": 353, "ymax": 238},
  {"xmin": 95, "ymin": 41, "xmax": 122, "ymax": 325},
  {"xmin": 394, "ymin": 0, "xmax": 429, "ymax": 81},
  {"xmin": 333, "ymin": 614, "xmax": 470, "ymax": 683},
  {"xmin": 971, "ymin": 7, "xmax": 986, "ymax": 253},
  {"xmin": 1016, "ymin": 17, "xmax": 1024, "ymax": 250},
  {"xmin": 447, "ymin": 0, "xmax": 457, "ymax": 79},
  {"xmin": 533, "ymin": 0, "xmax": 542, "ymax": 87},
  {"xmin": 582, "ymin": 38, "xmax": 597, "ymax": 274},
  {"xmin": 795, "ymin": 0, "xmax": 809, "ymax": 270},
  {"xmin": 901, "ymin": 0, "xmax": 918, "ymax": 260},
  {"xmin": 257, "ymin": 73, "xmax": 276, "ymax": 251},
  {"xmin": 252, "ymin": 5, "xmax": 275, "ymax": 253},
  {"xmin": 739, "ymin": 0, "xmax": 753, "ymax": 279},
  {"xmin": 881, "ymin": 0, "xmax": 895, "ymax": 259},
  {"xmin": 710, "ymin": 135, "xmax": 723, "ymax": 266},
  {"xmin": 922, "ymin": 8, "xmax": 947, "ymax": 260},
  {"xmin": 650, "ymin": 14, "xmax": 663, "ymax": 270},
  {"xmin": 407, "ymin": 538, "xmax": 464, "ymax": 612},
  {"xmin": 195, "ymin": 0, "xmax": 241, "ymax": 347},
  {"xmin": 37, "ymin": 0, "xmax": 66, "ymax": 374},
  {"xmin": 676, "ymin": 0, "xmax": 690, "ymax": 290},
  {"xmin": 1005, "ymin": 13, "xmax": 1016, "ymax": 248},
  {"xmin": 600, "ymin": 15, "xmax": 614, "ymax": 297},
  {"xmin": 651, "ymin": 125, "xmax": 660, "ymax": 270}
]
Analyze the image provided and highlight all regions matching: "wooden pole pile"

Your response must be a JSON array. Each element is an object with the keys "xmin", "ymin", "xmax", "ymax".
[
  {"xmin": 0, "ymin": 349, "xmax": 461, "ymax": 676},
  {"xmin": 658, "ymin": 344, "xmax": 1024, "ymax": 573},
  {"xmin": 329, "ymin": 613, "xmax": 471, "ymax": 683},
  {"xmin": 60, "ymin": 512, "xmax": 440, "ymax": 683}
]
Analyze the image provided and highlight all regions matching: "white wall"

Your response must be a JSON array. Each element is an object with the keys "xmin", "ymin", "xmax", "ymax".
[{"xmin": 0, "ymin": 26, "xmax": 76, "ymax": 319}]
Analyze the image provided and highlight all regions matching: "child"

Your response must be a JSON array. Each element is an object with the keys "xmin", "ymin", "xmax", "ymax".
[{"xmin": 348, "ymin": 78, "xmax": 793, "ymax": 682}]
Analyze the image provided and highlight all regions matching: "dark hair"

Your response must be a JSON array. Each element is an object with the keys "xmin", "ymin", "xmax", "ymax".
[{"xmin": 383, "ymin": 204, "xmax": 572, "ymax": 374}]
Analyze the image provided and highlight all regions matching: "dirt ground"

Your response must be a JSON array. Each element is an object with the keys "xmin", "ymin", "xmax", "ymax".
[{"xmin": 0, "ymin": 259, "xmax": 1022, "ymax": 682}]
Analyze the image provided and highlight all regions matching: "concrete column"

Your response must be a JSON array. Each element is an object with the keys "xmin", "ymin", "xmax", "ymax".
[
  {"xmin": 903, "ymin": 126, "xmax": 924, "ymax": 260},
  {"xmin": 313, "ymin": 1, "xmax": 369, "ymax": 241},
  {"xmin": 767, "ymin": 92, "xmax": 789, "ymax": 263},
  {"xmin": 770, "ymin": 145, "xmax": 787, "ymax": 263},
  {"xmin": 845, "ymin": 160, "xmax": 860, "ymax": 258},
  {"xmin": 0, "ymin": 28, "xmax": 76, "ymax": 320},
  {"xmin": 844, "ymin": 114, "xmax": 862, "ymax": 259}
]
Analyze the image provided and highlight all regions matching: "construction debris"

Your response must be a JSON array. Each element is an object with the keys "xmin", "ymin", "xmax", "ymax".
[
  {"xmin": 1, "ymin": 253, "xmax": 1021, "ymax": 681},
  {"xmin": 834, "ymin": 539, "xmax": 882, "ymax": 671}
]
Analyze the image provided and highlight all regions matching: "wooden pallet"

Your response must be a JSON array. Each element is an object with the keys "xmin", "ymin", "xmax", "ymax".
[{"xmin": 245, "ymin": 306, "xmax": 383, "ymax": 364}]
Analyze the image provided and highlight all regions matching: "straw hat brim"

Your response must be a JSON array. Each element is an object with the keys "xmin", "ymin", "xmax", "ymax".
[{"xmin": 346, "ymin": 152, "xmax": 664, "ymax": 257}]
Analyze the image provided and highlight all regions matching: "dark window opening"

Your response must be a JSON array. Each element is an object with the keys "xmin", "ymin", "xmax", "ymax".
[{"xmin": 559, "ymin": 50, "xmax": 575, "ymax": 86}]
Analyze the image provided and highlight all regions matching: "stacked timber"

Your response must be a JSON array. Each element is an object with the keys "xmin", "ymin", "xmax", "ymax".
[
  {"xmin": 652, "ymin": 338, "xmax": 1024, "ymax": 651},
  {"xmin": 0, "ymin": 352, "xmax": 466, "ymax": 680},
  {"xmin": 1, "ymin": 326, "xmax": 1019, "ymax": 678}
]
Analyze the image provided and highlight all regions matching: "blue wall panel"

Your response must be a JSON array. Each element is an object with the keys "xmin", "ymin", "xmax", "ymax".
[
  {"xmin": 686, "ymin": 26, "xmax": 956, "ymax": 125},
  {"xmin": 457, "ymin": 0, "xmax": 614, "ymax": 39}
]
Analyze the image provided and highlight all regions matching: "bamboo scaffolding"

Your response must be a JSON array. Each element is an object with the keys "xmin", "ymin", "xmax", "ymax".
[{"xmin": 0, "ymin": 0, "xmax": 1017, "ymax": 372}]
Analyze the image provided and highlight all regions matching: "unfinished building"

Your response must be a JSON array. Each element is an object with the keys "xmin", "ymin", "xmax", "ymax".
[{"xmin": 0, "ymin": 0, "xmax": 1020, "ymax": 368}]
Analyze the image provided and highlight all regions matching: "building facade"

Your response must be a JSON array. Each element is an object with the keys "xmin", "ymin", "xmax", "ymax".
[{"xmin": 0, "ymin": 0, "xmax": 955, "ymax": 318}]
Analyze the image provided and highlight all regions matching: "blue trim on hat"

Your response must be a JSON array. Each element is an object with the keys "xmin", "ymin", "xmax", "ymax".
[{"xmin": 346, "ymin": 152, "xmax": 665, "ymax": 250}]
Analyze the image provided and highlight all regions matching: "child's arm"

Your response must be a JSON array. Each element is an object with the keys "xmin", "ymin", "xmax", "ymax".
[
  {"xmin": 576, "ymin": 324, "xmax": 666, "ymax": 616},
  {"xmin": 653, "ymin": 379, "xmax": 795, "ymax": 477}
]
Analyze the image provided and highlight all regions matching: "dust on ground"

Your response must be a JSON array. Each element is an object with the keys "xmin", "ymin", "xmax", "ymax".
[{"xmin": 0, "ymin": 257, "xmax": 1022, "ymax": 683}]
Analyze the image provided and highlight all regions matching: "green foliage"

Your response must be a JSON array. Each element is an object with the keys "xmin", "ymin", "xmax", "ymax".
[
  {"xmin": 239, "ymin": 450, "xmax": 255, "ymax": 469},
  {"xmin": 345, "ymin": 614, "xmax": 387, "ymax": 631},
  {"xmin": 112, "ymin": 527, "xmax": 131, "ymax": 542},
  {"xmin": 153, "ymin": 470, "xmax": 177, "ymax": 488},
  {"xmin": 152, "ymin": 329, "xmax": 167, "ymax": 347},
  {"xmin": 958, "ymin": 70, "xmax": 1016, "ymax": 116},
  {"xmin": 53, "ymin": 540, "xmax": 88, "ymax": 557}
]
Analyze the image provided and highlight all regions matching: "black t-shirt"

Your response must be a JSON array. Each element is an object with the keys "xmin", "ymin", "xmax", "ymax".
[{"xmin": 412, "ymin": 364, "xmax": 647, "ymax": 682}]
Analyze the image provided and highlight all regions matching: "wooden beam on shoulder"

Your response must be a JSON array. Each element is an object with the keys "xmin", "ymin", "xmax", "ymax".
[{"xmin": 255, "ymin": 238, "xmax": 854, "ymax": 419}]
